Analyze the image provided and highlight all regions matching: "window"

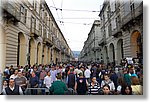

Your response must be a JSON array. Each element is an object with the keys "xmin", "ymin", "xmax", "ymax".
[
  {"xmin": 44, "ymin": 12, "xmax": 47, "ymax": 25},
  {"xmin": 43, "ymin": 27, "xmax": 46, "ymax": 38},
  {"xmin": 107, "ymin": 6, "xmax": 111, "ymax": 19},
  {"xmin": 39, "ymin": 24, "xmax": 42, "ymax": 36},
  {"xmin": 24, "ymin": 9, "xmax": 27, "ymax": 23},
  {"xmin": 130, "ymin": 2, "xmax": 135, "ymax": 12},
  {"xmin": 20, "ymin": 5, "xmax": 24, "ymax": 14},
  {"xmin": 116, "ymin": 15, "xmax": 121, "ymax": 29},
  {"xmin": 31, "ymin": 16, "xmax": 35, "ymax": 32},
  {"xmin": 108, "ymin": 24, "xmax": 112, "ymax": 36},
  {"xmin": 20, "ymin": 5, "xmax": 27, "ymax": 24},
  {"xmin": 130, "ymin": 0, "xmax": 135, "ymax": 17}
]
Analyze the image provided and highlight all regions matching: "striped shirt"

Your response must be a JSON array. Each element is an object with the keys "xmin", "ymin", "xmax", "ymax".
[{"xmin": 88, "ymin": 82, "xmax": 100, "ymax": 95}]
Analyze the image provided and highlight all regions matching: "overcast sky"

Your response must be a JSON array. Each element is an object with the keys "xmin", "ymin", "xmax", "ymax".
[{"xmin": 45, "ymin": 0, "xmax": 104, "ymax": 51}]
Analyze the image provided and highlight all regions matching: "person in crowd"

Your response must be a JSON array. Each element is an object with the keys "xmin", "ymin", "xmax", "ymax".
[
  {"xmin": 9, "ymin": 65, "xmax": 15, "ymax": 76},
  {"xmin": 3, "ymin": 80, "xmax": 8, "ymax": 90},
  {"xmin": 96, "ymin": 66, "xmax": 102, "ymax": 85},
  {"xmin": 33, "ymin": 66, "xmax": 40, "ymax": 79},
  {"xmin": 116, "ymin": 77, "xmax": 125, "ymax": 95},
  {"xmin": 74, "ymin": 73, "xmax": 88, "ymax": 95},
  {"xmin": 29, "ymin": 71, "xmax": 39, "ymax": 95},
  {"xmin": 43, "ymin": 71, "xmax": 53, "ymax": 88},
  {"xmin": 121, "ymin": 85, "xmax": 133, "ymax": 95},
  {"xmin": 84, "ymin": 67, "xmax": 91, "ymax": 83},
  {"xmin": 14, "ymin": 71, "xmax": 27, "ymax": 93},
  {"xmin": 110, "ymin": 70, "xmax": 118, "ymax": 92},
  {"xmin": 10, "ymin": 69, "xmax": 18, "ymax": 80},
  {"xmin": 131, "ymin": 76, "xmax": 143, "ymax": 95},
  {"xmin": 39, "ymin": 68, "xmax": 47, "ymax": 94},
  {"xmin": 65, "ymin": 66, "xmax": 70, "ymax": 78},
  {"xmin": 18, "ymin": 66, "xmax": 24, "ymax": 72},
  {"xmin": 67, "ymin": 65, "xmax": 73, "ymax": 74},
  {"xmin": 28, "ymin": 66, "xmax": 34, "ymax": 75},
  {"xmin": 90, "ymin": 64, "xmax": 97, "ymax": 78},
  {"xmin": 39, "ymin": 68, "xmax": 47, "ymax": 88},
  {"xmin": 129, "ymin": 66, "xmax": 138, "ymax": 77},
  {"xmin": 43, "ymin": 71, "xmax": 53, "ymax": 95},
  {"xmin": 80, "ymin": 66, "xmax": 85, "ymax": 77},
  {"xmin": 2, "ymin": 78, "xmax": 23, "ymax": 95},
  {"xmin": 100, "ymin": 84, "xmax": 113, "ymax": 95},
  {"xmin": 101, "ymin": 74, "xmax": 115, "ymax": 93},
  {"xmin": 4, "ymin": 66, "xmax": 10, "ymax": 77},
  {"xmin": 123, "ymin": 69, "xmax": 131, "ymax": 86},
  {"xmin": 3, "ymin": 72, "xmax": 9, "ymax": 82},
  {"xmin": 50, "ymin": 66, "xmax": 57, "ymax": 83},
  {"xmin": 74, "ymin": 67, "xmax": 79, "ymax": 77},
  {"xmin": 76, "ymin": 67, "xmax": 83, "ymax": 78},
  {"xmin": 66, "ymin": 68, "xmax": 76, "ymax": 89},
  {"xmin": 49, "ymin": 73, "xmax": 68, "ymax": 95},
  {"xmin": 117, "ymin": 67, "xmax": 124, "ymax": 78},
  {"xmin": 22, "ymin": 70, "xmax": 28, "ymax": 80},
  {"xmin": 88, "ymin": 77, "xmax": 100, "ymax": 95}
]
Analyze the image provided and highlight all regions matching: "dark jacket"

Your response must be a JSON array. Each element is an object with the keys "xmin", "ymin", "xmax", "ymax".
[
  {"xmin": 29, "ymin": 76, "xmax": 39, "ymax": 88},
  {"xmin": 5, "ymin": 85, "xmax": 20, "ymax": 95},
  {"xmin": 67, "ymin": 73, "xmax": 76, "ymax": 89},
  {"xmin": 76, "ymin": 77, "xmax": 87, "ymax": 95}
]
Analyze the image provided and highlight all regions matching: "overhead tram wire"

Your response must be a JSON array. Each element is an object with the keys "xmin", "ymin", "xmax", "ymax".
[
  {"xmin": 57, "ymin": 20, "xmax": 92, "ymax": 25},
  {"xmin": 51, "ymin": 0, "xmax": 61, "ymax": 20},
  {"xmin": 49, "ymin": 6, "xmax": 100, "ymax": 12}
]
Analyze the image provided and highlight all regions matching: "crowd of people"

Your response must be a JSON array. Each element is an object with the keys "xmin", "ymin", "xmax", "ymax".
[{"xmin": 1, "ymin": 61, "xmax": 143, "ymax": 95}]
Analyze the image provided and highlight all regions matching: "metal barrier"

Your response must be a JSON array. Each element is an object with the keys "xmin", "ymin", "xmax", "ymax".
[
  {"xmin": 25, "ymin": 88, "xmax": 49, "ymax": 95},
  {"xmin": 25, "ymin": 87, "xmax": 77, "ymax": 95}
]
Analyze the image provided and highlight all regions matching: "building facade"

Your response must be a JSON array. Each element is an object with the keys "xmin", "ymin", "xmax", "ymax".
[
  {"xmin": 79, "ymin": 20, "xmax": 102, "ymax": 63},
  {"xmin": 79, "ymin": 0, "xmax": 143, "ymax": 66},
  {"xmin": 0, "ymin": 0, "xmax": 73, "ymax": 71}
]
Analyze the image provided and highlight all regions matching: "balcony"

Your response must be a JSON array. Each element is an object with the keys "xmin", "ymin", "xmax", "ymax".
[
  {"xmin": 60, "ymin": 46, "xmax": 66, "ymax": 54},
  {"xmin": 53, "ymin": 42, "xmax": 61, "ymax": 51},
  {"xmin": 92, "ymin": 47, "xmax": 100, "ymax": 52},
  {"xmin": 30, "ymin": 28, "xmax": 41, "ymax": 38},
  {"xmin": 2, "ymin": 2, "xmax": 21, "ymax": 22},
  {"xmin": 112, "ymin": 26, "xmax": 122, "ymax": 38},
  {"xmin": 98, "ymin": 38, "xmax": 106, "ymax": 46},
  {"xmin": 43, "ymin": 38, "xmax": 53, "ymax": 47}
]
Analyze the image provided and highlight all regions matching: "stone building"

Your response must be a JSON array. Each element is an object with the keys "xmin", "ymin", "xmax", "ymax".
[
  {"xmin": 0, "ymin": 0, "xmax": 73, "ymax": 71},
  {"xmin": 79, "ymin": 20, "xmax": 102, "ymax": 63},
  {"xmin": 79, "ymin": 0, "xmax": 143, "ymax": 66}
]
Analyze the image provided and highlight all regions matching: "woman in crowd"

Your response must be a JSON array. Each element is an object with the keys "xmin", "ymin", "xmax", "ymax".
[
  {"xmin": 101, "ymin": 74, "xmax": 115, "ymax": 93},
  {"xmin": 88, "ymin": 77, "xmax": 100, "ymax": 95},
  {"xmin": 121, "ymin": 85, "xmax": 132, "ymax": 95},
  {"xmin": 100, "ymin": 84, "xmax": 113, "ymax": 95},
  {"xmin": 3, "ymin": 80, "xmax": 8, "ymax": 90},
  {"xmin": 131, "ymin": 76, "xmax": 143, "ymax": 95},
  {"xmin": 116, "ymin": 77, "xmax": 126, "ymax": 95}
]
